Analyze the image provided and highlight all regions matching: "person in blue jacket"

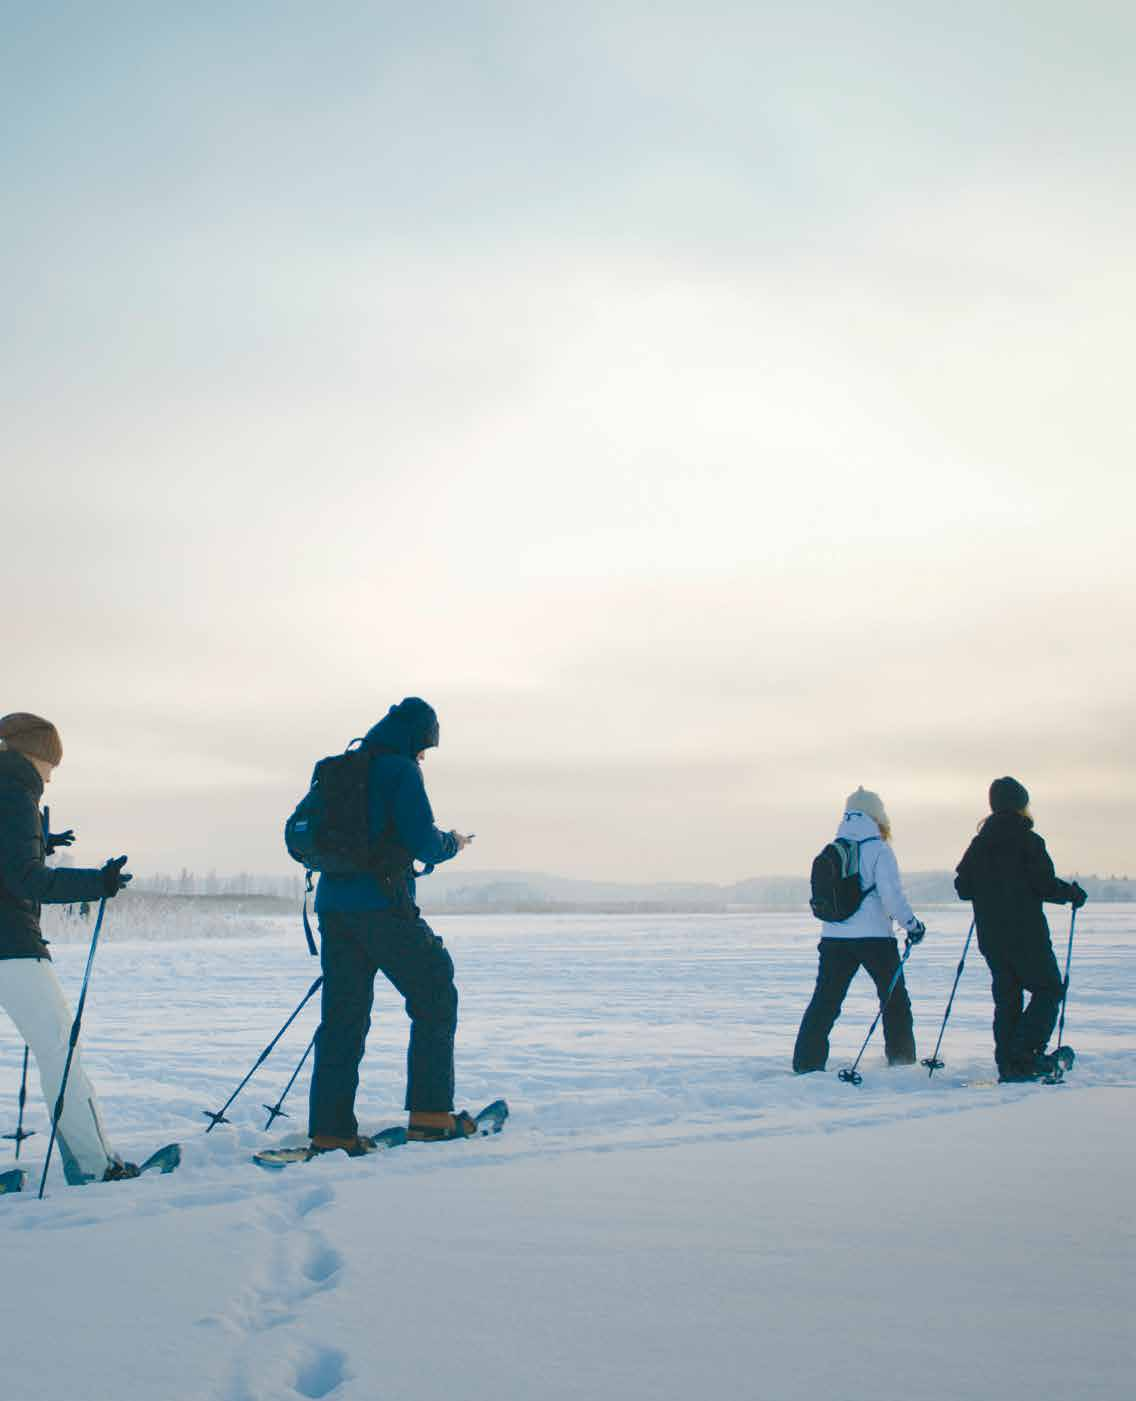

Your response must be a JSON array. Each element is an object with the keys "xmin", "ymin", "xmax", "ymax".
[{"xmin": 308, "ymin": 698, "xmax": 476, "ymax": 1151}]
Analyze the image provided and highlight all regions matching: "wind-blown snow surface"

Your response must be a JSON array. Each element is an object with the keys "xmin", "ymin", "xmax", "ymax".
[{"xmin": 2, "ymin": 908, "xmax": 1133, "ymax": 1400}]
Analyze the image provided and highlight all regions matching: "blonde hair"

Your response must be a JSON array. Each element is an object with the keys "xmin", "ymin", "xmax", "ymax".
[{"xmin": 878, "ymin": 820, "xmax": 892, "ymax": 843}]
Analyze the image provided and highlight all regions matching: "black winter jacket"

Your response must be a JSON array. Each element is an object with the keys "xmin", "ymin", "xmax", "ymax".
[
  {"xmin": 0, "ymin": 749, "xmax": 106, "ymax": 960},
  {"xmin": 954, "ymin": 813, "xmax": 1077, "ymax": 950}
]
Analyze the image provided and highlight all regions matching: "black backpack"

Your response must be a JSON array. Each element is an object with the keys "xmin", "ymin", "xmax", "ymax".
[
  {"xmin": 809, "ymin": 838, "xmax": 876, "ymax": 922},
  {"xmin": 285, "ymin": 740, "xmax": 414, "ymax": 883}
]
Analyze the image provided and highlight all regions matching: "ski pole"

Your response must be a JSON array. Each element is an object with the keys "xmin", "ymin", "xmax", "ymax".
[
  {"xmin": 838, "ymin": 937, "xmax": 916, "ymax": 1086},
  {"xmin": 1047, "ymin": 906, "xmax": 1078, "ymax": 1080},
  {"xmin": 263, "ymin": 1031, "xmax": 317, "ymax": 1130},
  {"xmin": 921, "ymin": 920, "xmax": 976, "ymax": 1078},
  {"xmin": 3, "ymin": 1046, "xmax": 35, "ymax": 1159},
  {"xmin": 38, "ymin": 897, "xmax": 108, "ymax": 1199},
  {"xmin": 203, "ymin": 977, "xmax": 323, "ymax": 1131}
]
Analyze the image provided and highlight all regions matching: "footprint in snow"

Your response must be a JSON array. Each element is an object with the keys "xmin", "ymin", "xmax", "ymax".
[
  {"xmin": 302, "ymin": 1239, "xmax": 343, "ymax": 1287},
  {"xmin": 294, "ymin": 1346, "xmax": 347, "ymax": 1399},
  {"xmin": 296, "ymin": 1183, "xmax": 335, "ymax": 1219}
]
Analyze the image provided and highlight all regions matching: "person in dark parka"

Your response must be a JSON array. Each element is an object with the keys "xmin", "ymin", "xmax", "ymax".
[
  {"xmin": 0, "ymin": 712, "xmax": 136, "ymax": 1183},
  {"xmin": 955, "ymin": 777, "xmax": 1086, "ymax": 1082},
  {"xmin": 307, "ymin": 697, "xmax": 476, "ymax": 1151}
]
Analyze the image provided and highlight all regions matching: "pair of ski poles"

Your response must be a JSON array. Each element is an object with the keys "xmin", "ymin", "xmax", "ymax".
[
  {"xmin": 922, "ymin": 910, "xmax": 1078, "ymax": 1080},
  {"xmin": 202, "ymin": 977, "xmax": 323, "ymax": 1132},
  {"xmin": 837, "ymin": 908, "xmax": 1078, "ymax": 1085}
]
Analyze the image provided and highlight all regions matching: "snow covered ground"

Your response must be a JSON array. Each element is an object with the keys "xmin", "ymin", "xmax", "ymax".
[{"xmin": 2, "ymin": 906, "xmax": 1133, "ymax": 1400}]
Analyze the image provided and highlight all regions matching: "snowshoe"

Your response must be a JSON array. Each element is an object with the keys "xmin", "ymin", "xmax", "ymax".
[
  {"xmin": 408, "ymin": 1100, "xmax": 509, "ymax": 1143},
  {"xmin": 1042, "ymin": 1047, "xmax": 1075, "ymax": 1085},
  {"xmin": 0, "ymin": 1167, "xmax": 27, "ymax": 1195},
  {"xmin": 253, "ymin": 1126, "xmax": 407, "ymax": 1172},
  {"xmin": 96, "ymin": 1143, "xmax": 179, "ymax": 1184},
  {"xmin": 139, "ymin": 1143, "xmax": 181, "ymax": 1175},
  {"xmin": 998, "ymin": 1049, "xmax": 1068, "ymax": 1084},
  {"xmin": 474, "ymin": 1099, "xmax": 509, "ymax": 1135}
]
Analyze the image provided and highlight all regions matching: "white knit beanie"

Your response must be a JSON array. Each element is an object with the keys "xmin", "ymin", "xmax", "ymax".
[{"xmin": 845, "ymin": 786, "xmax": 889, "ymax": 829}]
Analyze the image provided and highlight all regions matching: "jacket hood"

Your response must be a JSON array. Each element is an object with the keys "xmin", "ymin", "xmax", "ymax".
[
  {"xmin": 837, "ymin": 811, "xmax": 883, "ymax": 844},
  {"xmin": 363, "ymin": 697, "xmax": 440, "ymax": 758},
  {"xmin": 0, "ymin": 746, "xmax": 43, "ymax": 798}
]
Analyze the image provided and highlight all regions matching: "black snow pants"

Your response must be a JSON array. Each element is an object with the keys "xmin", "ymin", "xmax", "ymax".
[
  {"xmin": 308, "ymin": 909, "xmax": 458, "ymax": 1138},
  {"xmin": 793, "ymin": 936, "xmax": 916, "ymax": 1072},
  {"xmin": 978, "ymin": 934, "xmax": 1063, "ymax": 1074}
]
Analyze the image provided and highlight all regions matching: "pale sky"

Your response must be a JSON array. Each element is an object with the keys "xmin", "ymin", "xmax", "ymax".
[{"xmin": 3, "ymin": 2, "xmax": 1133, "ymax": 883}]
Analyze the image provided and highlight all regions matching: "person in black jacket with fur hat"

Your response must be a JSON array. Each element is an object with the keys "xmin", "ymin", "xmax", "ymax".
[
  {"xmin": 0, "ymin": 712, "xmax": 137, "ymax": 1182},
  {"xmin": 955, "ymin": 777, "xmax": 1086, "ymax": 1082}
]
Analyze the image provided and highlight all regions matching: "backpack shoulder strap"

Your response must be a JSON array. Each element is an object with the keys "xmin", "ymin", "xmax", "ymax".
[
  {"xmin": 832, "ymin": 837, "xmax": 859, "ymax": 879},
  {"xmin": 854, "ymin": 837, "xmax": 880, "ymax": 896}
]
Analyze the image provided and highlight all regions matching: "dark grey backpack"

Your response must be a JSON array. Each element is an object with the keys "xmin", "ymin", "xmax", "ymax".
[{"xmin": 809, "ymin": 838, "xmax": 876, "ymax": 922}]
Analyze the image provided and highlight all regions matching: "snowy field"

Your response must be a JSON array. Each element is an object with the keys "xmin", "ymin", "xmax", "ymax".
[{"xmin": 2, "ymin": 906, "xmax": 1133, "ymax": 1401}]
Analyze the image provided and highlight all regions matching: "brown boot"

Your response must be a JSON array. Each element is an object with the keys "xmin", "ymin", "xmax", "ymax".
[
  {"xmin": 309, "ymin": 1133, "xmax": 374, "ymax": 1157},
  {"xmin": 101, "ymin": 1159, "xmax": 140, "ymax": 1182},
  {"xmin": 407, "ymin": 1110, "xmax": 478, "ymax": 1142}
]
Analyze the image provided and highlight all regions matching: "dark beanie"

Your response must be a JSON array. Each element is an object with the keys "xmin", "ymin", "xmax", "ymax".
[
  {"xmin": 0, "ymin": 712, "xmax": 63, "ymax": 766},
  {"xmin": 989, "ymin": 776, "xmax": 1030, "ymax": 814}
]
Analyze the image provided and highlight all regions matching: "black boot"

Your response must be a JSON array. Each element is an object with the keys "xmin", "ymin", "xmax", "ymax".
[{"xmin": 998, "ymin": 1051, "xmax": 1056, "ymax": 1083}]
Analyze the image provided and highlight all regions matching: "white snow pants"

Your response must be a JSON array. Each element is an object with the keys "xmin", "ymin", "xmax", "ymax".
[{"xmin": 0, "ymin": 958, "xmax": 114, "ymax": 1184}]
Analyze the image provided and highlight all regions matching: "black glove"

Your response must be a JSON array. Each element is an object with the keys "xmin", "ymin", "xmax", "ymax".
[
  {"xmin": 905, "ymin": 918, "xmax": 926, "ymax": 944},
  {"xmin": 45, "ymin": 829, "xmax": 75, "ymax": 856},
  {"xmin": 1070, "ymin": 882, "xmax": 1087, "ymax": 910},
  {"xmin": 100, "ymin": 855, "xmax": 133, "ymax": 897}
]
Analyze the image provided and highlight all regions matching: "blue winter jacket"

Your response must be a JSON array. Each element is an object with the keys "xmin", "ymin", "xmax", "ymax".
[{"xmin": 314, "ymin": 706, "xmax": 458, "ymax": 915}]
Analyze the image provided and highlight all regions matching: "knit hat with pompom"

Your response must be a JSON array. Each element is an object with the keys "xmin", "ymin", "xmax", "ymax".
[{"xmin": 844, "ymin": 786, "xmax": 889, "ymax": 829}]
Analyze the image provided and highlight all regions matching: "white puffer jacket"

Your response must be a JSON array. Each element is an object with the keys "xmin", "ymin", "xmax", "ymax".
[{"xmin": 821, "ymin": 811, "xmax": 918, "ymax": 940}]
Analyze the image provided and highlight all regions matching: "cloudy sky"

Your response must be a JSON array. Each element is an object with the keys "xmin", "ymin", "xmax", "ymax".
[{"xmin": 3, "ymin": 2, "xmax": 1133, "ymax": 884}]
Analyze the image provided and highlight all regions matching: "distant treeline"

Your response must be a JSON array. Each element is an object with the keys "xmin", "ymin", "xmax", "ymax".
[
  {"xmin": 130, "ymin": 870, "xmax": 304, "ymax": 900},
  {"xmin": 49, "ymin": 864, "xmax": 1134, "ymax": 912},
  {"xmin": 424, "ymin": 870, "xmax": 1135, "ymax": 913}
]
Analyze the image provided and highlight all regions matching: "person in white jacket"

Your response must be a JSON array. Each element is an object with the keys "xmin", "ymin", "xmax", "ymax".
[{"xmin": 793, "ymin": 787, "xmax": 926, "ymax": 1073}]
